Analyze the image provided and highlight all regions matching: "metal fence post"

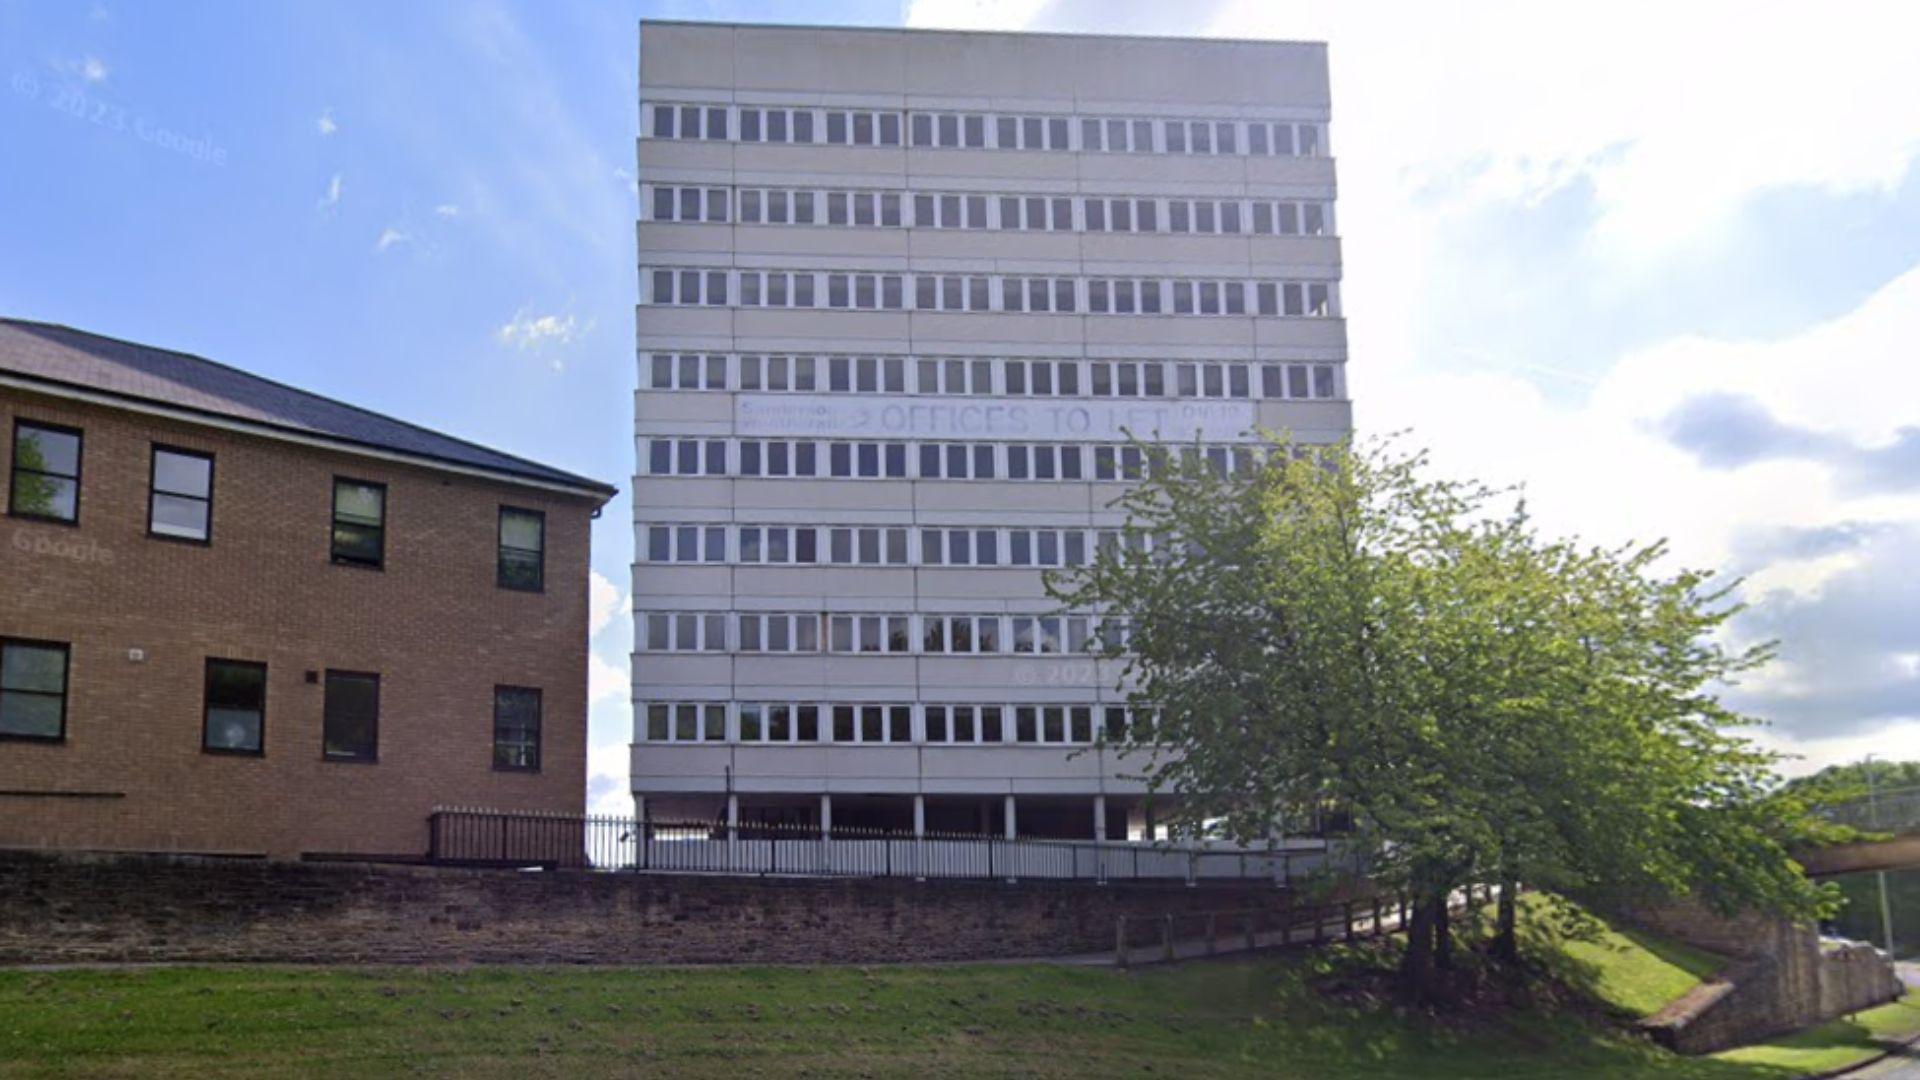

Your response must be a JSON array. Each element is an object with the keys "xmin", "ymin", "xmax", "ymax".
[
  {"xmin": 1344, "ymin": 901, "xmax": 1355, "ymax": 942},
  {"xmin": 1163, "ymin": 914, "xmax": 1175, "ymax": 962}
]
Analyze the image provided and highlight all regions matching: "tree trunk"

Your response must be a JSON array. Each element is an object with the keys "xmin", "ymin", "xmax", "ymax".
[
  {"xmin": 1400, "ymin": 894, "xmax": 1435, "ymax": 1000},
  {"xmin": 1492, "ymin": 879, "xmax": 1519, "ymax": 963},
  {"xmin": 1433, "ymin": 893, "xmax": 1454, "ymax": 972}
]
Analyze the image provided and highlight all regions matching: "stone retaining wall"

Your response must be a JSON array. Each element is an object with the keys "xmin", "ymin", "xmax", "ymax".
[
  {"xmin": 1622, "ymin": 897, "xmax": 1903, "ymax": 1054},
  {"xmin": 0, "ymin": 850, "xmax": 1296, "ymax": 965}
]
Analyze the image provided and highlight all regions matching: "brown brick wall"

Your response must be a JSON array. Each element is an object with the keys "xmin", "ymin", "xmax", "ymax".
[
  {"xmin": 0, "ymin": 386, "xmax": 600, "ymax": 859},
  {"xmin": 0, "ymin": 850, "xmax": 1294, "ymax": 965}
]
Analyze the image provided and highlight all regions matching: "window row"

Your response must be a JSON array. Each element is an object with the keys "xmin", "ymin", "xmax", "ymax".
[
  {"xmin": 642, "ymin": 438, "xmax": 1273, "ymax": 481},
  {"xmin": 645, "ymin": 268, "xmax": 1338, "ymax": 317},
  {"xmin": 645, "ymin": 184, "xmax": 1333, "ymax": 237},
  {"xmin": 647, "ymin": 353, "xmax": 1342, "ymax": 401},
  {"xmin": 6, "ymin": 421, "xmax": 546, "ymax": 588},
  {"xmin": 640, "ymin": 523, "xmax": 1167, "ymax": 567},
  {"xmin": 640, "ymin": 610, "xmax": 1131, "ymax": 655},
  {"xmin": 0, "ymin": 638, "xmax": 541, "ymax": 769},
  {"xmin": 646, "ymin": 102, "xmax": 1327, "ymax": 157},
  {"xmin": 641, "ymin": 700, "xmax": 1156, "ymax": 746}
]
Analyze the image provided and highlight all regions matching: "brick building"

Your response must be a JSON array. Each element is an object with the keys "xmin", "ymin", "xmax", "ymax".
[{"xmin": 0, "ymin": 319, "xmax": 615, "ymax": 859}]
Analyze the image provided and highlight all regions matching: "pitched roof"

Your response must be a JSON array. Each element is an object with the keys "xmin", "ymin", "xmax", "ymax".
[{"xmin": 0, "ymin": 318, "xmax": 615, "ymax": 499}]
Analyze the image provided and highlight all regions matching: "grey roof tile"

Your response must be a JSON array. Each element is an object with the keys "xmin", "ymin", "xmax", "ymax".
[{"xmin": 0, "ymin": 318, "xmax": 614, "ymax": 497}]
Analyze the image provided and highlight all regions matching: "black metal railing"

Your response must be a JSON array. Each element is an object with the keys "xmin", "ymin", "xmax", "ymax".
[
  {"xmin": 1113, "ymin": 883, "xmax": 1494, "ymax": 966},
  {"xmin": 426, "ymin": 806, "xmax": 1349, "ymax": 884},
  {"xmin": 1822, "ymin": 786, "xmax": 1920, "ymax": 833}
]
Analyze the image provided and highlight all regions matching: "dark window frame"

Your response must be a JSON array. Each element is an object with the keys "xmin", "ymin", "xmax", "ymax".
[
  {"xmin": 321, "ymin": 669, "xmax": 380, "ymax": 763},
  {"xmin": 201, "ymin": 657, "xmax": 266, "ymax": 756},
  {"xmin": 492, "ymin": 685, "xmax": 542, "ymax": 772},
  {"xmin": 497, "ymin": 506, "xmax": 546, "ymax": 592},
  {"xmin": 8, "ymin": 419, "xmax": 83, "ymax": 526},
  {"xmin": 148, "ymin": 443, "xmax": 215, "ymax": 545},
  {"xmin": 0, "ymin": 636, "xmax": 70, "ymax": 743},
  {"xmin": 329, "ymin": 476, "xmax": 387, "ymax": 570}
]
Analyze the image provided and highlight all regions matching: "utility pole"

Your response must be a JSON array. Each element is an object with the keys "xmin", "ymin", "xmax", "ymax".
[{"xmin": 1866, "ymin": 754, "xmax": 1897, "ymax": 958}]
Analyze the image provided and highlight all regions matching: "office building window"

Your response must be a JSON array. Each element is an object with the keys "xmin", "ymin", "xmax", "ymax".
[
  {"xmin": 493, "ymin": 686, "xmax": 541, "ymax": 771},
  {"xmin": 148, "ymin": 446, "xmax": 213, "ymax": 542},
  {"xmin": 202, "ymin": 658, "xmax": 265, "ymax": 755},
  {"xmin": 330, "ymin": 478, "xmax": 386, "ymax": 568},
  {"xmin": 322, "ymin": 670, "xmax": 379, "ymax": 761},
  {"xmin": 498, "ymin": 507, "xmax": 545, "ymax": 592},
  {"xmin": 0, "ymin": 638, "xmax": 69, "ymax": 741},
  {"xmin": 9, "ymin": 420, "xmax": 81, "ymax": 524}
]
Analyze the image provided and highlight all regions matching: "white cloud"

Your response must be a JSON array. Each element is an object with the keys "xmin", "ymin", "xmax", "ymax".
[
  {"xmin": 316, "ymin": 109, "xmax": 337, "ymax": 136},
  {"xmin": 586, "ymin": 740, "xmax": 632, "ymax": 816},
  {"xmin": 588, "ymin": 650, "xmax": 628, "ymax": 707},
  {"xmin": 1206, "ymin": 1, "xmax": 1920, "ymax": 263},
  {"xmin": 80, "ymin": 56, "xmax": 107, "ymax": 83},
  {"xmin": 588, "ymin": 569, "xmax": 627, "ymax": 638},
  {"xmin": 434, "ymin": 203, "xmax": 459, "ymax": 218},
  {"xmin": 904, "ymin": 0, "xmax": 1047, "ymax": 30},
  {"xmin": 317, "ymin": 172, "xmax": 342, "ymax": 211},
  {"xmin": 1755, "ymin": 720, "xmax": 1920, "ymax": 781},
  {"xmin": 494, "ymin": 308, "xmax": 583, "ymax": 367},
  {"xmin": 373, "ymin": 227, "xmax": 408, "ymax": 252}
]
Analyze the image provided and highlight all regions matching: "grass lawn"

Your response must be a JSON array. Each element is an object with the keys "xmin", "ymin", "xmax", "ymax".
[
  {"xmin": 0, "ymin": 903, "xmax": 1912, "ymax": 1078},
  {"xmin": 1714, "ymin": 996, "xmax": 1920, "ymax": 1075},
  {"xmin": 1507, "ymin": 895, "xmax": 1729, "ymax": 1017}
]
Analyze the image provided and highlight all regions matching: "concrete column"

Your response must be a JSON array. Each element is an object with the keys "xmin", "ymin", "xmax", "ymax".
[
  {"xmin": 819, "ymin": 794, "xmax": 833, "ymax": 835},
  {"xmin": 1093, "ymin": 795, "xmax": 1108, "ymax": 842},
  {"xmin": 1004, "ymin": 794, "xmax": 1018, "ymax": 840},
  {"xmin": 912, "ymin": 794, "xmax": 927, "ymax": 881},
  {"xmin": 726, "ymin": 794, "xmax": 739, "ymax": 870}
]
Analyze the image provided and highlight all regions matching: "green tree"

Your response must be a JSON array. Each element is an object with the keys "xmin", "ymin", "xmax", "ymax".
[
  {"xmin": 1050, "ymin": 436, "xmax": 1831, "ymax": 1000},
  {"xmin": 9, "ymin": 434, "xmax": 59, "ymax": 516}
]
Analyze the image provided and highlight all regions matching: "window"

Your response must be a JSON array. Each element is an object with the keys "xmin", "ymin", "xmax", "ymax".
[
  {"xmin": 149, "ymin": 446, "xmax": 213, "ymax": 542},
  {"xmin": 322, "ymin": 670, "xmax": 379, "ymax": 761},
  {"xmin": 202, "ymin": 658, "xmax": 265, "ymax": 755},
  {"xmin": 0, "ymin": 638, "xmax": 68, "ymax": 741},
  {"xmin": 498, "ymin": 507, "xmax": 545, "ymax": 591},
  {"xmin": 493, "ymin": 686, "xmax": 541, "ymax": 771},
  {"xmin": 9, "ymin": 420, "xmax": 81, "ymax": 523},
  {"xmin": 330, "ymin": 478, "xmax": 386, "ymax": 568}
]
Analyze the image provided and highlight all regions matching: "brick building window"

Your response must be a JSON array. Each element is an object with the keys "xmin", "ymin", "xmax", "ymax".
[
  {"xmin": 497, "ymin": 507, "xmax": 544, "ymax": 591},
  {"xmin": 0, "ymin": 638, "xmax": 69, "ymax": 741},
  {"xmin": 322, "ymin": 670, "xmax": 378, "ymax": 761},
  {"xmin": 149, "ymin": 446, "xmax": 214, "ymax": 542},
  {"xmin": 8, "ymin": 420, "xmax": 82, "ymax": 524},
  {"xmin": 330, "ymin": 478, "xmax": 386, "ymax": 568},
  {"xmin": 492, "ymin": 685, "xmax": 541, "ymax": 771},
  {"xmin": 202, "ymin": 658, "xmax": 265, "ymax": 755}
]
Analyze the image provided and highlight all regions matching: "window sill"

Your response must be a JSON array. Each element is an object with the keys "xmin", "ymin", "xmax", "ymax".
[{"xmin": 6, "ymin": 511, "xmax": 79, "ymax": 528}]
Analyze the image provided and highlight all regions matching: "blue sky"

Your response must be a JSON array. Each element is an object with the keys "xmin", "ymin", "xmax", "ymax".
[{"xmin": 4, "ymin": 0, "xmax": 1917, "ymax": 807}]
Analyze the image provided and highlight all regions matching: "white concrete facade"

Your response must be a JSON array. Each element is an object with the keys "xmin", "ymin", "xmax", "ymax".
[{"xmin": 632, "ymin": 21, "xmax": 1348, "ymax": 839}]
